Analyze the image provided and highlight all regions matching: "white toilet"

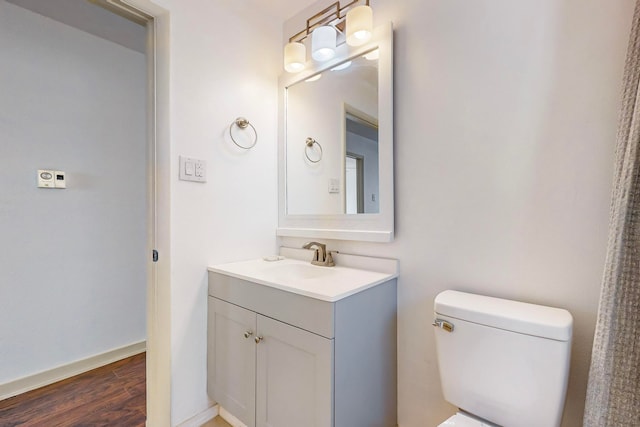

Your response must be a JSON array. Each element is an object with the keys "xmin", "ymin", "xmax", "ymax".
[{"xmin": 433, "ymin": 290, "xmax": 573, "ymax": 427}]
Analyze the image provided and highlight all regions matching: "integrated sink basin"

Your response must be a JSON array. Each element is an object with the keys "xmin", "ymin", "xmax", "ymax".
[
  {"xmin": 207, "ymin": 255, "xmax": 398, "ymax": 302},
  {"xmin": 268, "ymin": 263, "xmax": 337, "ymax": 281}
]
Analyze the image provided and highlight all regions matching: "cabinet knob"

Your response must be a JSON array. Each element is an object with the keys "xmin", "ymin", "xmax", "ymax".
[
  {"xmin": 244, "ymin": 331, "xmax": 254, "ymax": 339},
  {"xmin": 254, "ymin": 336, "xmax": 263, "ymax": 344}
]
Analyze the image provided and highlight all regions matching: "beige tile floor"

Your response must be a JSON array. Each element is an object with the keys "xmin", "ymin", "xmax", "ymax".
[{"xmin": 200, "ymin": 416, "xmax": 233, "ymax": 427}]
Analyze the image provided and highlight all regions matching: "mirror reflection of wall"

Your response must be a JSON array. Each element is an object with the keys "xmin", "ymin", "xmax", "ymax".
[
  {"xmin": 285, "ymin": 50, "xmax": 378, "ymax": 215},
  {"xmin": 345, "ymin": 111, "xmax": 379, "ymax": 214}
]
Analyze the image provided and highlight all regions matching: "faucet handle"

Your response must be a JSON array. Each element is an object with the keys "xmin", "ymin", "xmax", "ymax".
[{"xmin": 325, "ymin": 251, "xmax": 338, "ymax": 267}]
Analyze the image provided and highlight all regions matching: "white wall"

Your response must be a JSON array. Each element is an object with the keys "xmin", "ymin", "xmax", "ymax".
[
  {"xmin": 146, "ymin": 0, "xmax": 281, "ymax": 424},
  {"xmin": 0, "ymin": 1, "xmax": 146, "ymax": 383},
  {"xmin": 282, "ymin": 0, "xmax": 635, "ymax": 426}
]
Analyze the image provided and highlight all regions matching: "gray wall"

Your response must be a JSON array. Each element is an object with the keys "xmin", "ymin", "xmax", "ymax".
[
  {"xmin": 346, "ymin": 130, "xmax": 379, "ymax": 213},
  {"xmin": 0, "ymin": 0, "xmax": 147, "ymax": 383}
]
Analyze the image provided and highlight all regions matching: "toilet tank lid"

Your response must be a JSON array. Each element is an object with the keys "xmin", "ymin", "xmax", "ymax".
[{"xmin": 434, "ymin": 290, "xmax": 573, "ymax": 341}]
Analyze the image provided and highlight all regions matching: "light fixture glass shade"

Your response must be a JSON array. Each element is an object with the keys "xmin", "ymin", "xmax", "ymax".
[
  {"xmin": 346, "ymin": 5, "xmax": 373, "ymax": 46},
  {"xmin": 331, "ymin": 61, "xmax": 352, "ymax": 71},
  {"xmin": 311, "ymin": 26, "xmax": 337, "ymax": 62},
  {"xmin": 305, "ymin": 74, "xmax": 322, "ymax": 82},
  {"xmin": 284, "ymin": 42, "xmax": 306, "ymax": 73},
  {"xmin": 364, "ymin": 49, "xmax": 379, "ymax": 61}
]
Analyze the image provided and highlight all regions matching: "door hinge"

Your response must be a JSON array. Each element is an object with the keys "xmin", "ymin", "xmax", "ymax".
[{"xmin": 152, "ymin": 249, "xmax": 159, "ymax": 262}]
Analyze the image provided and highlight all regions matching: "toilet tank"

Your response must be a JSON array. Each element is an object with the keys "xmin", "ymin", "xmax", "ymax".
[{"xmin": 433, "ymin": 290, "xmax": 573, "ymax": 427}]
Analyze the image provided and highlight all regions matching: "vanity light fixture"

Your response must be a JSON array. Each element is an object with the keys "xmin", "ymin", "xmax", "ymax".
[
  {"xmin": 312, "ymin": 26, "xmax": 337, "ymax": 61},
  {"xmin": 364, "ymin": 48, "xmax": 379, "ymax": 61},
  {"xmin": 284, "ymin": 42, "xmax": 306, "ymax": 73},
  {"xmin": 346, "ymin": 4, "xmax": 373, "ymax": 46},
  {"xmin": 283, "ymin": 0, "xmax": 373, "ymax": 73}
]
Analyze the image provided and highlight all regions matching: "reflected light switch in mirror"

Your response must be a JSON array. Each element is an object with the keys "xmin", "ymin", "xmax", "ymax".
[{"xmin": 329, "ymin": 178, "xmax": 340, "ymax": 194}]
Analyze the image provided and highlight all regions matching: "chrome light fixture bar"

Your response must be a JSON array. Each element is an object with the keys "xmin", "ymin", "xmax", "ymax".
[{"xmin": 284, "ymin": 0, "xmax": 373, "ymax": 73}]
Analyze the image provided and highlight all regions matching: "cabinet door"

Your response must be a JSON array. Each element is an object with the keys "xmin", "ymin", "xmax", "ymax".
[
  {"xmin": 208, "ymin": 297, "xmax": 257, "ymax": 427},
  {"xmin": 255, "ymin": 315, "xmax": 333, "ymax": 427}
]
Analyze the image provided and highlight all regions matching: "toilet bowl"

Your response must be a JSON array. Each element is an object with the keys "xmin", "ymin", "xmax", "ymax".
[{"xmin": 437, "ymin": 412, "xmax": 497, "ymax": 427}]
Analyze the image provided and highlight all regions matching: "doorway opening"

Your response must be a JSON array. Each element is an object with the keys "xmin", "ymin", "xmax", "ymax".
[
  {"xmin": 0, "ymin": 0, "xmax": 170, "ymax": 424},
  {"xmin": 344, "ymin": 109, "xmax": 379, "ymax": 214}
]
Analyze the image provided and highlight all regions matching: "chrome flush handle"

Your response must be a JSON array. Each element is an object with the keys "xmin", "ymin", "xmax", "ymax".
[{"xmin": 432, "ymin": 319, "xmax": 454, "ymax": 333}]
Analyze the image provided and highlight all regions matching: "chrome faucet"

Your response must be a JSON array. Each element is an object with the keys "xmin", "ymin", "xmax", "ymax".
[{"xmin": 302, "ymin": 242, "xmax": 336, "ymax": 267}]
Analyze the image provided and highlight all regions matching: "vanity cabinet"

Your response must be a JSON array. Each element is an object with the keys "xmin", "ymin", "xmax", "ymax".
[
  {"xmin": 208, "ymin": 298, "xmax": 257, "ymax": 426},
  {"xmin": 207, "ymin": 271, "xmax": 397, "ymax": 427},
  {"xmin": 209, "ymin": 297, "xmax": 332, "ymax": 427}
]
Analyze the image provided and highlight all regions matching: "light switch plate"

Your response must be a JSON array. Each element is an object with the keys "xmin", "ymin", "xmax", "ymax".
[
  {"xmin": 179, "ymin": 156, "xmax": 206, "ymax": 183},
  {"xmin": 328, "ymin": 178, "xmax": 340, "ymax": 194}
]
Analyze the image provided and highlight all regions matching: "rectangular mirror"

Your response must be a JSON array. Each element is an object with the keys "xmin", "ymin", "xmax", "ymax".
[
  {"xmin": 286, "ymin": 52, "xmax": 379, "ymax": 215},
  {"xmin": 278, "ymin": 23, "xmax": 393, "ymax": 242}
]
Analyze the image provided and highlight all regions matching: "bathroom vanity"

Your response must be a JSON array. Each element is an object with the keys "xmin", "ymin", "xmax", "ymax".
[{"xmin": 207, "ymin": 253, "xmax": 397, "ymax": 427}]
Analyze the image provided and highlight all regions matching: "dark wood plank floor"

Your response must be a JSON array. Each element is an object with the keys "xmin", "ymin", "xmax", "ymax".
[{"xmin": 0, "ymin": 352, "xmax": 146, "ymax": 427}]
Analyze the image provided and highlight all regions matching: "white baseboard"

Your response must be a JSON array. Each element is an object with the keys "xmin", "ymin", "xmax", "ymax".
[
  {"xmin": 175, "ymin": 404, "xmax": 248, "ymax": 427},
  {"xmin": 176, "ymin": 404, "xmax": 219, "ymax": 427},
  {"xmin": 0, "ymin": 340, "xmax": 146, "ymax": 401},
  {"xmin": 219, "ymin": 407, "xmax": 248, "ymax": 427}
]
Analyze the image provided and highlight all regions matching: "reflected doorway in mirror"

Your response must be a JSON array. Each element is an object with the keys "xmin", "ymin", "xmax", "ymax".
[{"xmin": 345, "ymin": 109, "xmax": 378, "ymax": 214}]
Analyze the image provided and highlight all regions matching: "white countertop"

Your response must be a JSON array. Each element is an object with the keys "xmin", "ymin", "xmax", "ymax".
[{"xmin": 208, "ymin": 256, "xmax": 397, "ymax": 302}]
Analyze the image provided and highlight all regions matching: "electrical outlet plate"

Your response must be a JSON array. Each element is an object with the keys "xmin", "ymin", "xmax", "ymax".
[{"xmin": 179, "ymin": 156, "xmax": 206, "ymax": 183}]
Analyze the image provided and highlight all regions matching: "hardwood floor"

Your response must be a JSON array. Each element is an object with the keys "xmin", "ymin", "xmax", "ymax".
[
  {"xmin": 201, "ymin": 416, "xmax": 232, "ymax": 427},
  {"xmin": 0, "ymin": 353, "xmax": 235, "ymax": 427},
  {"xmin": 0, "ymin": 352, "xmax": 146, "ymax": 426}
]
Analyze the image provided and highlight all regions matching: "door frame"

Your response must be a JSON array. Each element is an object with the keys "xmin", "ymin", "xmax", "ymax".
[
  {"xmin": 137, "ymin": 2, "xmax": 171, "ymax": 425},
  {"xmin": 345, "ymin": 152, "xmax": 365, "ymax": 214},
  {"xmin": 95, "ymin": 1, "xmax": 172, "ymax": 425}
]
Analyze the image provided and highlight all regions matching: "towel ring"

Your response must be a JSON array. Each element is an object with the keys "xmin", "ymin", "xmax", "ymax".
[
  {"xmin": 229, "ymin": 117, "xmax": 258, "ymax": 149},
  {"xmin": 305, "ymin": 137, "xmax": 323, "ymax": 163}
]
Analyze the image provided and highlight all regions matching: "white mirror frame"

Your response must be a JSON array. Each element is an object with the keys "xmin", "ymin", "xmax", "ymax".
[{"xmin": 277, "ymin": 22, "xmax": 394, "ymax": 243}]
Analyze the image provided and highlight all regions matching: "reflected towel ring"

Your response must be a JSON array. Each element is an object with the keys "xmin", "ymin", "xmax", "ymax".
[
  {"xmin": 229, "ymin": 117, "xmax": 258, "ymax": 149},
  {"xmin": 305, "ymin": 137, "xmax": 323, "ymax": 163}
]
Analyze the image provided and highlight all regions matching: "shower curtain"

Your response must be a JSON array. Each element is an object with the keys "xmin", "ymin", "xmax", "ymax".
[{"xmin": 583, "ymin": 2, "xmax": 640, "ymax": 426}]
